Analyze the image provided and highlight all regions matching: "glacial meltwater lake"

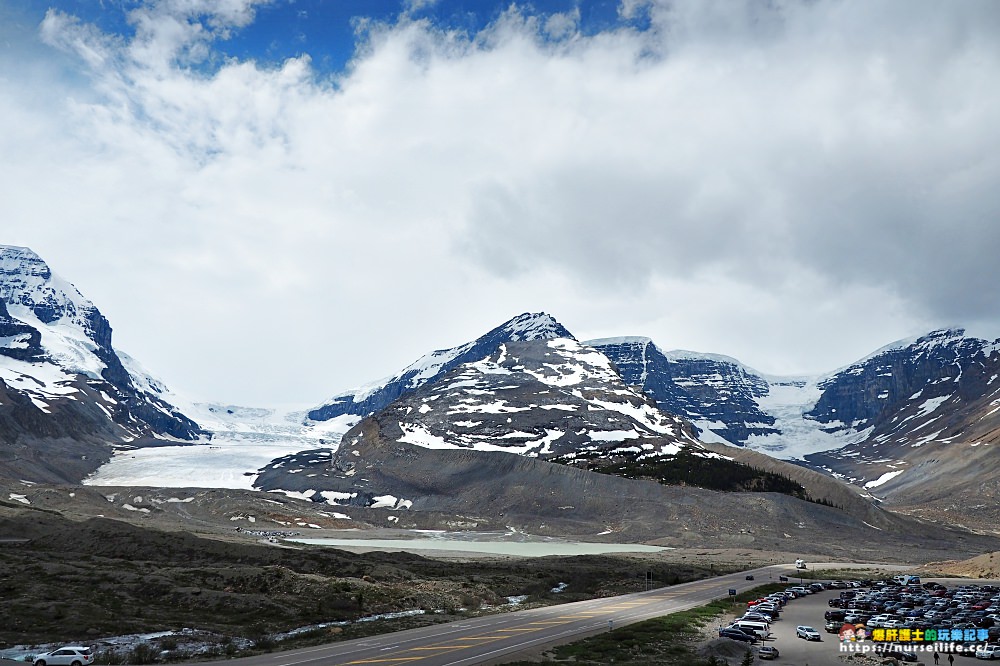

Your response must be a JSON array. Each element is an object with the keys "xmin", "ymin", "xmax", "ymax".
[{"xmin": 289, "ymin": 535, "xmax": 668, "ymax": 557}]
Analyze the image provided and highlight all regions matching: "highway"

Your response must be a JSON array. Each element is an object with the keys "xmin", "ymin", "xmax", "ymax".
[{"xmin": 200, "ymin": 562, "xmax": 902, "ymax": 666}]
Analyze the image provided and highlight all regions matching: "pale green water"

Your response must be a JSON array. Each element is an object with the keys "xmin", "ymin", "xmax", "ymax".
[{"xmin": 290, "ymin": 537, "xmax": 666, "ymax": 557}]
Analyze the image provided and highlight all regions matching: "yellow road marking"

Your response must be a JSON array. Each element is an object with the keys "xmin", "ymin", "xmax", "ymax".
[
  {"xmin": 452, "ymin": 636, "xmax": 499, "ymax": 640},
  {"xmin": 496, "ymin": 628, "xmax": 539, "ymax": 633}
]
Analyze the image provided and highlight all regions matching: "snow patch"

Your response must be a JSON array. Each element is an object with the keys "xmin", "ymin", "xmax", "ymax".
[{"xmin": 864, "ymin": 470, "xmax": 905, "ymax": 489}]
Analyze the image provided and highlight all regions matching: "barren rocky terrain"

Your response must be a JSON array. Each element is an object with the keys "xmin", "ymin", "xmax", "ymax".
[{"xmin": 0, "ymin": 499, "xmax": 729, "ymax": 652}]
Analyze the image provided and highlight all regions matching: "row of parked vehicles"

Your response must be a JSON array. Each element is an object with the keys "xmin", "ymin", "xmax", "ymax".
[
  {"xmin": 821, "ymin": 577, "xmax": 1000, "ymax": 660},
  {"xmin": 719, "ymin": 576, "xmax": 1000, "ymax": 661},
  {"xmin": 717, "ymin": 584, "xmax": 803, "ymax": 660}
]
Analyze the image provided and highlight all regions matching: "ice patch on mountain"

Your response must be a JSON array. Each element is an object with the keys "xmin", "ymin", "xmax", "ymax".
[{"xmin": 743, "ymin": 377, "xmax": 873, "ymax": 459}]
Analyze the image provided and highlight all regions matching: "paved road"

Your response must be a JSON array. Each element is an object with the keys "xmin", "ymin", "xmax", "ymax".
[{"xmin": 197, "ymin": 562, "xmax": 901, "ymax": 666}]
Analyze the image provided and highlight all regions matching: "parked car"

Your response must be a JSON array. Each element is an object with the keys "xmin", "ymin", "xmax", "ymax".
[
  {"xmin": 719, "ymin": 628, "xmax": 758, "ymax": 643},
  {"xmin": 757, "ymin": 645, "xmax": 779, "ymax": 660},
  {"xmin": 32, "ymin": 648, "xmax": 94, "ymax": 666},
  {"xmin": 796, "ymin": 626, "xmax": 822, "ymax": 641},
  {"xmin": 976, "ymin": 644, "xmax": 1000, "ymax": 659}
]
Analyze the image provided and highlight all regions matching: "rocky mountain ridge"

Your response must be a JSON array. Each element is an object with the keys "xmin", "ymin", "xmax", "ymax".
[{"xmin": 591, "ymin": 329, "xmax": 1000, "ymax": 532}]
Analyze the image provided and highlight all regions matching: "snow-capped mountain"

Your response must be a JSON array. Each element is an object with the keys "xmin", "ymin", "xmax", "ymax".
[
  {"xmin": 806, "ymin": 329, "xmax": 1000, "ymax": 444},
  {"xmin": 252, "ymin": 332, "xmax": 925, "ymax": 542},
  {"xmin": 804, "ymin": 329, "xmax": 1000, "ymax": 498},
  {"xmin": 255, "ymin": 334, "xmax": 724, "ymax": 503},
  {"xmin": 589, "ymin": 338, "xmax": 870, "ymax": 459},
  {"xmin": 343, "ymin": 337, "xmax": 702, "ymax": 459},
  {"xmin": 593, "ymin": 329, "xmax": 1000, "ymax": 458},
  {"xmin": 307, "ymin": 312, "xmax": 573, "ymax": 422},
  {"xmin": 592, "ymin": 329, "xmax": 1000, "ymax": 530},
  {"xmin": 0, "ymin": 245, "xmax": 201, "ymax": 482}
]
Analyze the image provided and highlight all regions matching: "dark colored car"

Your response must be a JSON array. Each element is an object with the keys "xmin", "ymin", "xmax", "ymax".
[{"xmin": 719, "ymin": 628, "xmax": 757, "ymax": 643}]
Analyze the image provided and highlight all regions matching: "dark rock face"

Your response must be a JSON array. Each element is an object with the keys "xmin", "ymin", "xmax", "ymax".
[
  {"xmin": 807, "ymin": 329, "xmax": 999, "ymax": 434},
  {"xmin": 0, "ymin": 378, "xmax": 125, "ymax": 482},
  {"xmin": 0, "ymin": 300, "xmax": 44, "ymax": 362},
  {"xmin": 308, "ymin": 312, "xmax": 575, "ymax": 421},
  {"xmin": 590, "ymin": 338, "xmax": 778, "ymax": 444}
]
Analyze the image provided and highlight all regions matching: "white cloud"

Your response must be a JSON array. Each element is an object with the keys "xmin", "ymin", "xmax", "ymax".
[{"xmin": 2, "ymin": 0, "xmax": 999, "ymax": 405}]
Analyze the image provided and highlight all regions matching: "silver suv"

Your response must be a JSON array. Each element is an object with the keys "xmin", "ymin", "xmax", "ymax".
[{"xmin": 33, "ymin": 647, "xmax": 94, "ymax": 666}]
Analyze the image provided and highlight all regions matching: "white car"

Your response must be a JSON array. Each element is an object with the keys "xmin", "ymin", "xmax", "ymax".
[
  {"xmin": 976, "ymin": 645, "xmax": 1000, "ymax": 660},
  {"xmin": 33, "ymin": 647, "xmax": 94, "ymax": 666},
  {"xmin": 796, "ymin": 625, "xmax": 822, "ymax": 641}
]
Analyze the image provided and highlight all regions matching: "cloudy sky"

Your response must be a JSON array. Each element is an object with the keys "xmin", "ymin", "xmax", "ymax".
[{"xmin": 2, "ymin": 0, "xmax": 999, "ymax": 406}]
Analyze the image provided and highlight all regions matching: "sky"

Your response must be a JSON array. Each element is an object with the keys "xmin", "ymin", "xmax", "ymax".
[{"xmin": 1, "ymin": 0, "xmax": 999, "ymax": 406}]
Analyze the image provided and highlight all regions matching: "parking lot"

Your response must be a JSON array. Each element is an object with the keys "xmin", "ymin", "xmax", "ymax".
[
  {"xmin": 722, "ymin": 588, "xmax": 847, "ymax": 666},
  {"xmin": 717, "ymin": 577, "xmax": 1000, "ymax": 665}
]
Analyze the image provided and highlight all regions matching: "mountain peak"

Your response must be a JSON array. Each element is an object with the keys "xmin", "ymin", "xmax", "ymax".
[
  {"xmin": 917, "ymin": 327, "xmax": 967, "ymax": 344},
  {"xmin": 499, "ymin": 312, "xmax": 574, "ymax": 341},
  {"xmin": 0, "ymin": 244, "xmax": 96, "ymax": 330},
  {"xmin": 0, "ymin": 245, "xmax": 50, "ymax": 278},
  {"xmin": 309, "ymin": 312, "xmax": 577, "ymax": 422}
]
